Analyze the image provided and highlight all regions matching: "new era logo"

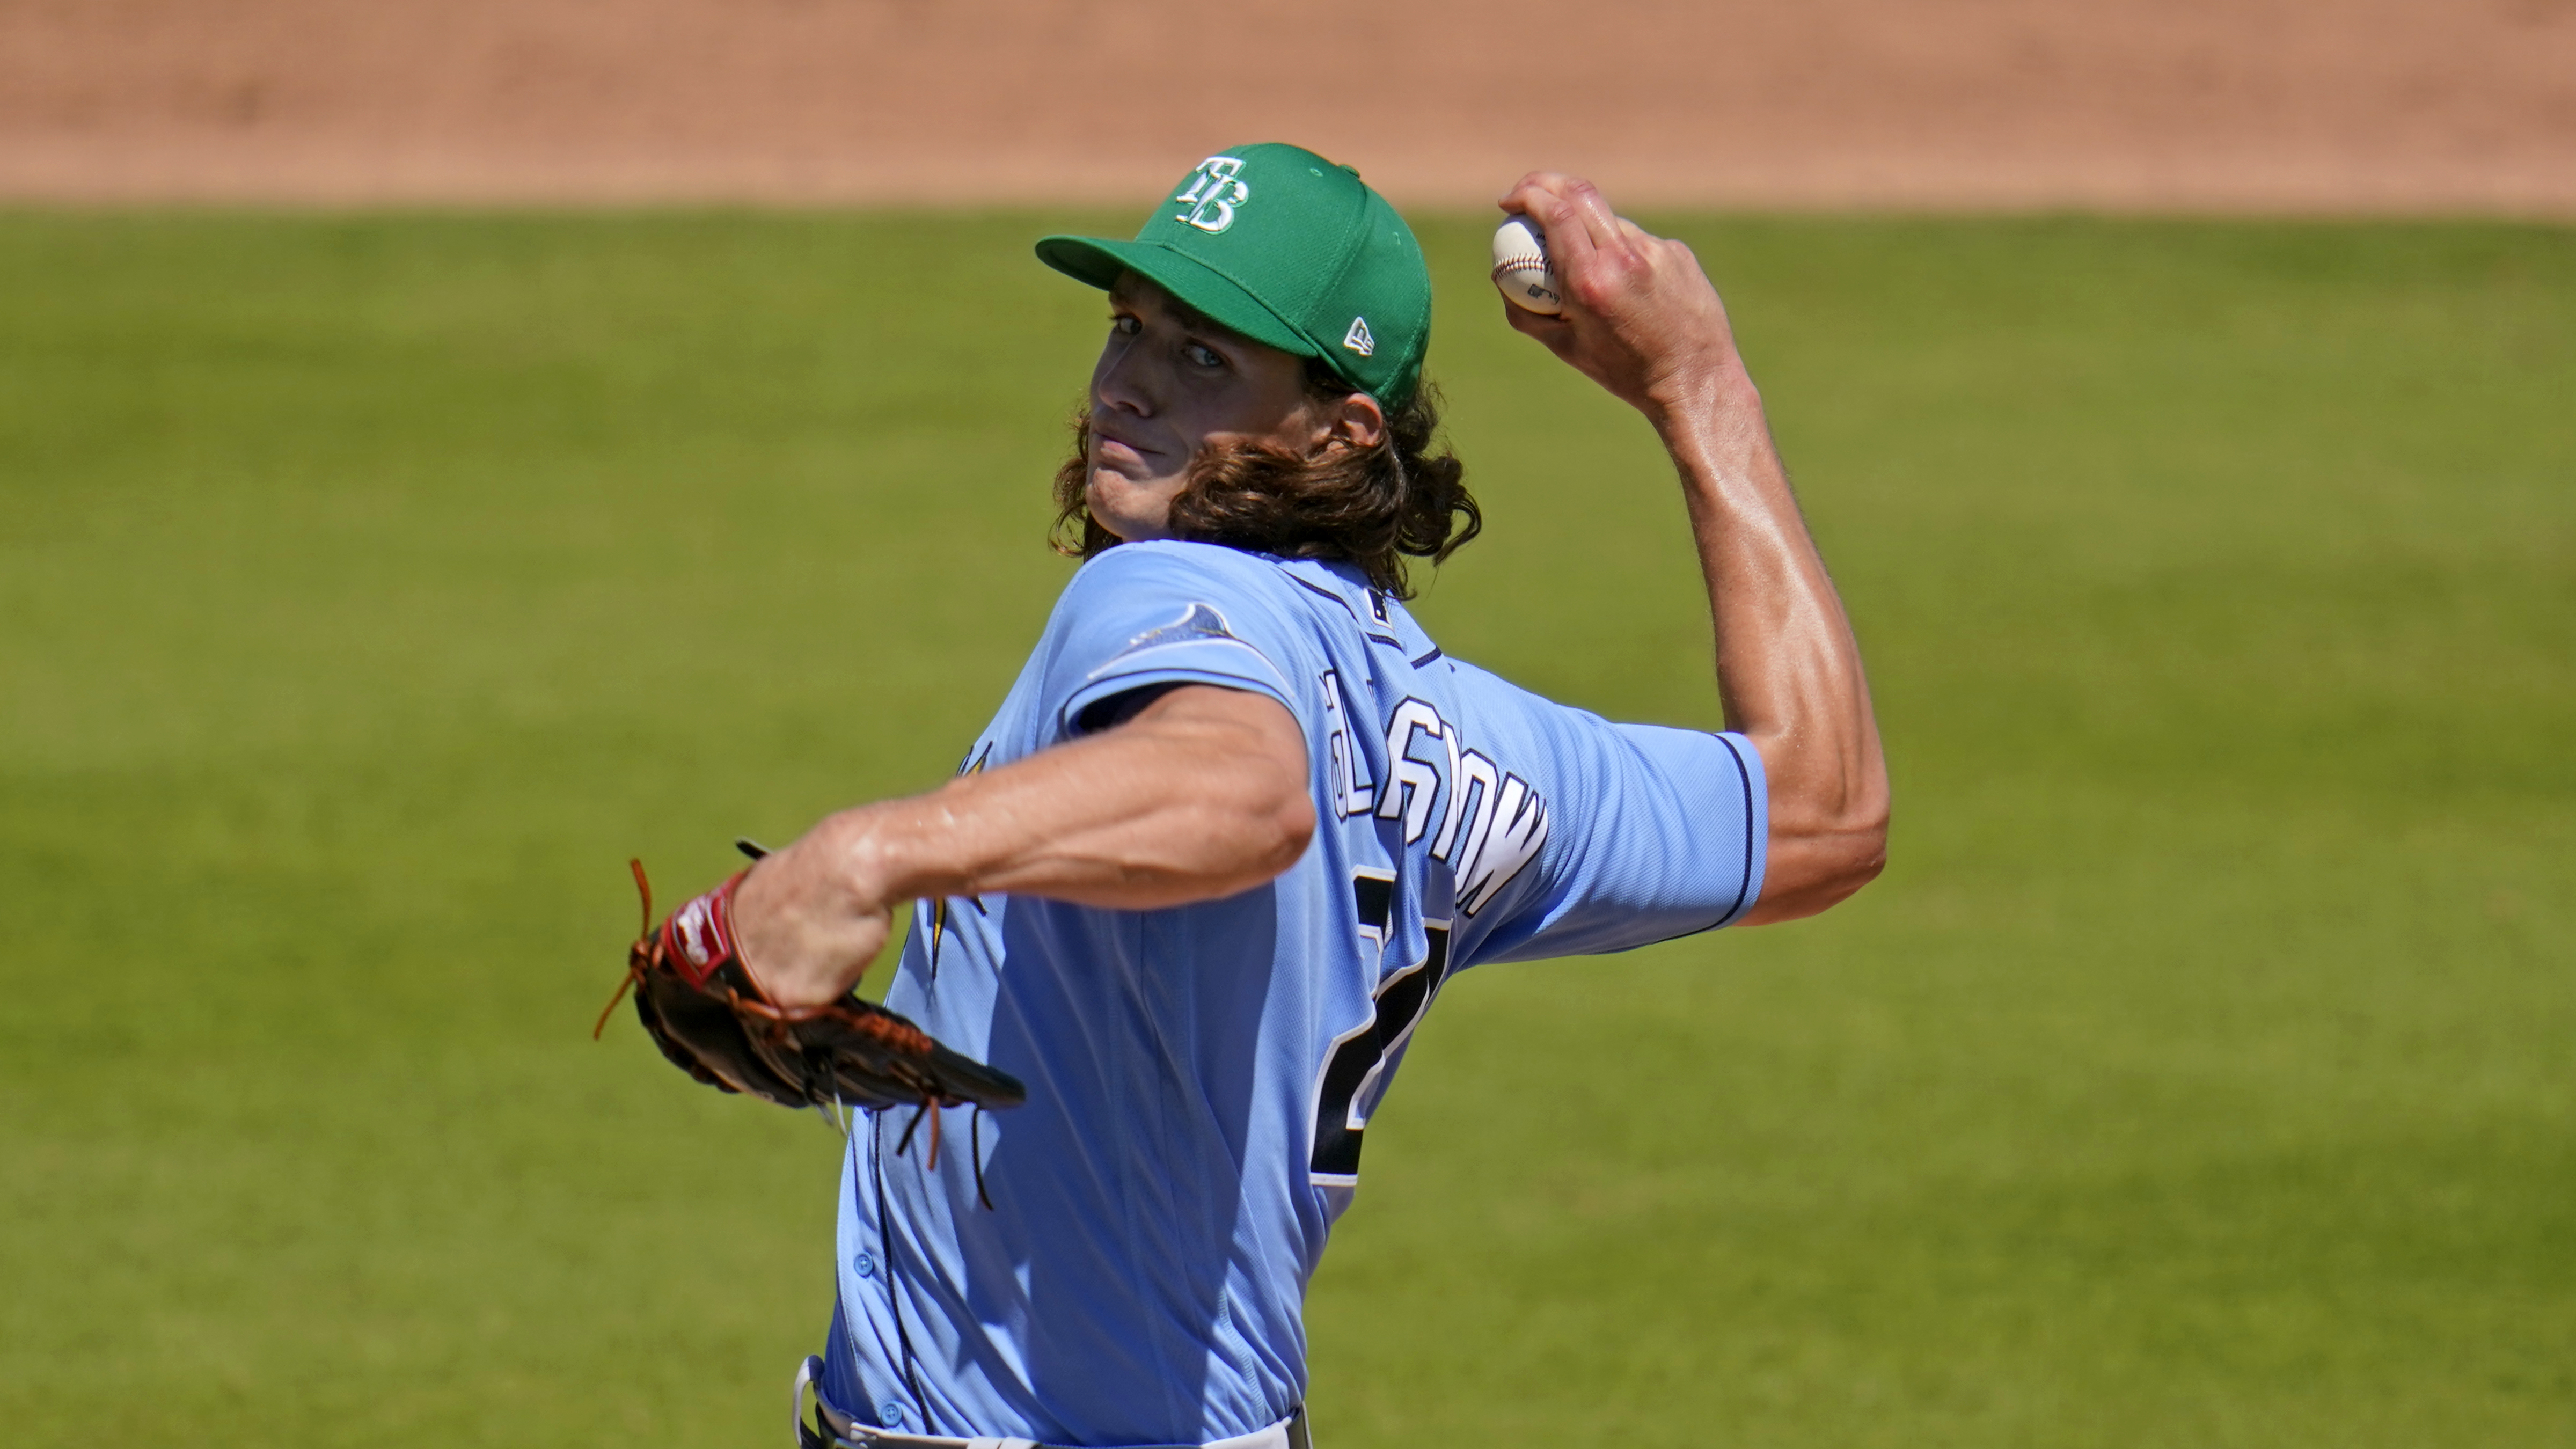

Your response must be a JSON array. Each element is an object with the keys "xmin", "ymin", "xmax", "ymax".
[{"xmin": 1342, "ymin": 317, "xmax": 1375, "ymax": 356}]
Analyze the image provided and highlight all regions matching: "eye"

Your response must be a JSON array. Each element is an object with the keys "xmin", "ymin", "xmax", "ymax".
[
  {"xmin": 1183, "ymin": 342, "xmax": 1226, "ymax": 371},
  {"xmin": 1109, "ymin": 314, "xmax": 1141, "ymax": 338}
]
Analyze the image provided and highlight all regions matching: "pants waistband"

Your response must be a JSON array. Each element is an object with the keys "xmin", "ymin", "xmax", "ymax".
[{"xmin": 793, "ymin": 1357, "xmax": 1309, "ymax": 1449}]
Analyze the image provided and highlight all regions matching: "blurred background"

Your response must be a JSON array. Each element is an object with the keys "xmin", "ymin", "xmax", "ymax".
[
  {"xmin": 3, "ymin": 3, "xmax": 2570, "ymax": 1446},
  {"xmin": 6, "ymin": 0, "xmax": 2575, "ymax": 210}
]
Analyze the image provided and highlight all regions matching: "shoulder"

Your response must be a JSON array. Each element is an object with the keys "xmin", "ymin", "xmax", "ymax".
[
  {"xmin": 1065, "ymin": 540, "xmax": 1296, "ymax": 597},
  {"xmin": 1052, "ymin": 541, "xmax": 1327, "ymax": 633},
  {"xmin": 1033, "ymin": 544, "xmax": 1322, "ymax": 735}
]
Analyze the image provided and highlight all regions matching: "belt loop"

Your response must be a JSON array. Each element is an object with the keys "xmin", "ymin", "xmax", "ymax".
[{"xmin": 793, "ymin": 1356, "xmax": 828, "ymax": 1448}]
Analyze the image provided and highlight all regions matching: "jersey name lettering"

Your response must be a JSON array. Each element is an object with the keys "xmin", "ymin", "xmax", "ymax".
[
  {"xmin": 1372, "ymin": 694, "xmax": 1549, "ymax": 916},
  {"xmin": 1318, "ymin": 670, "xmax": 1377, "ymax": 819}
]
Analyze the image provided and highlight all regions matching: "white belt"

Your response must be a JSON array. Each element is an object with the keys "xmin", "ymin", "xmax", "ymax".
[{"xmin": 794, "ymin": 1356, "xmax": 1307, "ymax": 1449}]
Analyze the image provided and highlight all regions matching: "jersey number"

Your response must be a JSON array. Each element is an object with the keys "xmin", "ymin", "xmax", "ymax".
[{"xmin": 1310, "ymin": 870, "xmax": 1453, "ymax": 1185}]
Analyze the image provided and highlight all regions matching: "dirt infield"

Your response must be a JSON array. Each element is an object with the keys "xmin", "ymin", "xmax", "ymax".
[{"xmin": 4, "ymin": 0, "xmax": 2572, "ymax": 211}]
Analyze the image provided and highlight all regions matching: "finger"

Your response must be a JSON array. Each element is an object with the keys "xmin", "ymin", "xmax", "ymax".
[
  {"xmin": 1496, "ymin": 170, "xmax": 1577, "ymax": 215},
  {"xmin": 1547, "ymin": 178, "xmax": 1628, "ymax": 259},
  {"xmin": 1510, "ymin": 184, "xmax": 1606, "ymax": 278},
  {"xmin": 1528, "ymin": 185, "xmax": 1646, "ymax": 313},
  {"xmin": 1501, "ymin": 299, "xmax": 1576, "ymax": 356},
  {"xmin": 1497, "ymin": 173, "xmax": 1613, "ymax": 267},
  {"xmin": 1620, "ymin": 222, "xmax": 1695, "ymax": 290}
]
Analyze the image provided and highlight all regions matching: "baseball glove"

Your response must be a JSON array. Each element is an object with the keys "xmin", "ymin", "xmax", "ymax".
[{"xmin": 594, "ymin": 853, "xmax": 1027, "ymax": 1128}]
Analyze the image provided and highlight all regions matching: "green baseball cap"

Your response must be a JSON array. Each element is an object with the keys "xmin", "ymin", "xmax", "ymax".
[{"xmin": 1037, "ymin": 143, "xmax": 1431, "ymax": 407}]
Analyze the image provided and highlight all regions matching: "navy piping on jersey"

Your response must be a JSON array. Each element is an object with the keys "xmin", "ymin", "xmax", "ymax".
[
  {"xmin": 1630, "ymin": 732, "xmax": 1764, "ymax": 949},
  {"xmin": 1286, "ymin": 573, "xmax": 1402, "ymax": 648},
  {"xmin": 1719, "ymin": 732, "xmax": 1759, "ymax": 924},
  {"xmin": 1408, "ymin": 646, "xmax": 1444, "ymax": 668},
  {"xmin": 1285, "ymin": 574, "xmax": 1343, "ymax": 609}
]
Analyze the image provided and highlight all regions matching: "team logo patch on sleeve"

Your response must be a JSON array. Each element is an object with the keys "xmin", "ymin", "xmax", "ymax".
[
  {"xmin": 1085, "ymin": 601, "xmax": 1291, "ymax": 696},
  {"xmin": 1120, "ymin": 603, "xmax": 1241, "ymax": 653}
]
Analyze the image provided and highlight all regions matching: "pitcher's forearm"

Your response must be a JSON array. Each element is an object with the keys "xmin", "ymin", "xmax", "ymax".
[
  {"xmin": 826, "ymin": 704, "xmax": 1312, "ymax": 910},
  {"xmin": 732, "ymin": 686, "xmax": 1312, "ymax": 1007},
  {"xmin": 1655, "ymin": 368, "xmax": 1861, "ymax": 743},
  {"xmin": 1654, "ymin": 366, "xmax": 1890, "ymax": 919},
  {"xmin": 770, "ymin": 686, "xmax": 1308, "ymax": 922}
]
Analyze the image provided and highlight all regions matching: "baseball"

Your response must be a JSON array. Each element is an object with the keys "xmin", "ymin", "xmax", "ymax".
[
  {"xmin": 1494, "ymin": 214, "xmax": 1566, "ymax": 313},
  {"xmin": 1490, "ymin": 215, "xmax": 1563, "ymax": 315}
]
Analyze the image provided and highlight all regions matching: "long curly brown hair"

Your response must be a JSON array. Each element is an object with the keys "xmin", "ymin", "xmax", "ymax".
[{"xmin": 1050, "ymin": 360, "xmax": 1481, "ymax": 599}]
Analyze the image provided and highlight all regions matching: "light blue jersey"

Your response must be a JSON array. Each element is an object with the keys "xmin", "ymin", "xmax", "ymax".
[{"xmin": 821, "ymin": 541, "xmax": 1766, "ymax": 1446}]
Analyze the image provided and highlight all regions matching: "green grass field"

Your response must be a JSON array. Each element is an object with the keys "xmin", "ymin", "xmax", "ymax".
[{"xmin": 2, "ymin": 208, "xmax": 2570, "ymax": 1448}]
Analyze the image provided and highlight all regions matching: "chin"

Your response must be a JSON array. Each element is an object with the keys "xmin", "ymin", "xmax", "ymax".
[{"xmin": 1086, "ymin": 470, "xmax": 1175, "ymax": 544}]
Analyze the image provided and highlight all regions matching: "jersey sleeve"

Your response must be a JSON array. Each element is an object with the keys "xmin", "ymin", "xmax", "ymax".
[
  {"xmin": 1467, "ymin": 703, "xmax": 1768, "ymax": 964},
  {"xmin": 1033, "ymin": 543, "xmax": 1305, "ymax": 742}
]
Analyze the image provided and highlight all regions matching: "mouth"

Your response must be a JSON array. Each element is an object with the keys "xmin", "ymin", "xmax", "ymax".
[{"xmin": 1089, "ymin": 418, "xmax": 1159, "ymax": 471}]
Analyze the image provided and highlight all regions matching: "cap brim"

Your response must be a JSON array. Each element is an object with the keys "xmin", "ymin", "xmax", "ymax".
[{"xmin": 1035, "ymin": 235, "xmax": 1317, "ymax": 363}]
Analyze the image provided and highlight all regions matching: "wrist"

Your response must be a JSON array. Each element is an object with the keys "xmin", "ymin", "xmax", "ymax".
[
  {"xmin": 1648, "ymin": 365, "xmax": 1766, "ymax": 491},
  {"xmin": 813, "ymin": 802, "xmax": 912, "ymax": 916},
  {"xmin": 1639, "ymin": 353, "xmax": 1758, "ymax": 436}
]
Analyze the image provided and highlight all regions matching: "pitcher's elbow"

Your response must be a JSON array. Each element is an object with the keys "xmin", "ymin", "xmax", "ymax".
[
  {"xmin": 1841, "ymin": 824, "xmax": 1889, "ymax": 899},
  {"xmin": 1834, "ymin": 798, "xmax": 1891, "ymax": 897},
  {"xmin": 1744, "ymin": 804, "xmax": 1887, "ymax": 925},
  {"xmin": 1807, "ymin": 823, "xmax": 1889, "ymax": 916},
  {"xmin": 1848, "ymin": 795, "xmax": 1890, "ymax": 879},
  {"xmin": 1260, "ymin": 791, "xmax": 1317, "ymax": 876}
]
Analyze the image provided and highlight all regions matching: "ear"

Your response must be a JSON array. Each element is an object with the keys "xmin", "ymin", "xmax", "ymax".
[{"xmin": 1318, "ymin": 391, "xmax": 1387, "ymax": 457}]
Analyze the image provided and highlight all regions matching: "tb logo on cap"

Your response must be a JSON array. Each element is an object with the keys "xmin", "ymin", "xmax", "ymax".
[{"xmin": 1175, "ymin": 156, "xmax": 1250, "ymax": 233}]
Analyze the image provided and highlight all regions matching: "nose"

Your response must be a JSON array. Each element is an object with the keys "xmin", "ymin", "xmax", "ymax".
[{"xmin": 1092, "ymin": 328, "xmax": 1155, "ymax": 419}]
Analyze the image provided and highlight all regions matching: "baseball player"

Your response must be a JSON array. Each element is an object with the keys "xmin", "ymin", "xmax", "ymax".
[{"xmin": 656, "ymin": 143, "xmax": 1887, "ymax": 1448}]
